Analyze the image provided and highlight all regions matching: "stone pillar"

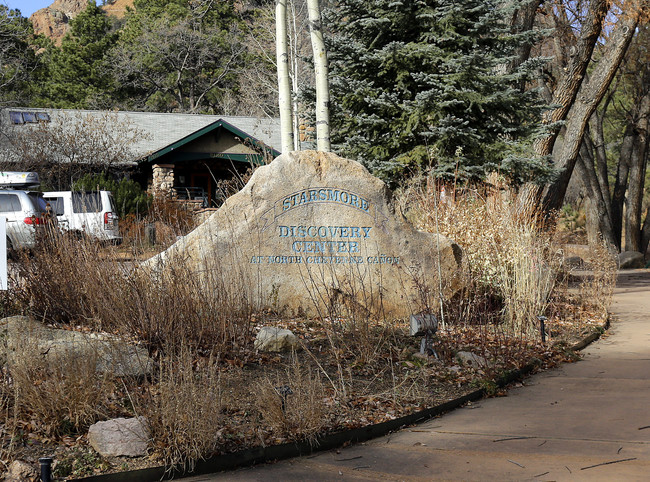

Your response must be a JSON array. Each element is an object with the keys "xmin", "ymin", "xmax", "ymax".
[{"xmin": 151, "ymin": 164, "xmax": 175, "ymax": 198}]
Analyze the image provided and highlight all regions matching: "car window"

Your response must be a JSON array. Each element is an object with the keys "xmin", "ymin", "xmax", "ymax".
[
  {"xmin": 44, "ymin": 197, "xmax": 65, "ymax": 216},
  {"xmin": 28, "ymin": 193, "xmax": 47, "ymax": 213},
  {"xmin": 72, "ymin": 192, "xmax": 102, "ymax": 213},
  {"xmin": 107, "ymin": 192, "xmax": 117, "ymax": 212},
  {"xmin": 0, "ymin": 193, "xmax": 22, "ymax": 212}
]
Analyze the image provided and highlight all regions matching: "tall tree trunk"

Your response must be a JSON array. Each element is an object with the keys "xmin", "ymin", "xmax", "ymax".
[
  {"xmin": 611, "ymin": 124, "xmax": 633, "ymax": 248},
  {"xmin": 533, "ymin": 0, "xmax": 610, "ymax": 158},
  {"xmin": 641, "ymin": 200, "xmax": 650, "ymax": 254},
  {"xmin": 589, "ymin": 107, "xmax": 613, "ymax": 222},
  {"xmin": 516, "ymin": 0, "xmax": 610, "ymax": 208},
  {"xmin": 276, "ymin": 0, "xmax": 294, "ymax": 153},
  {"xmin": 624, "ymin": 92, "xmax": 650, "ymax": 251},
  {"xmin": 509, "ymin": 1, "xmax": 542, "ymax": 79},
  {"xmin": 307, "ymin": 0, "xmax": 331, "ymax": 152},
  {"xmin": 289, "ymin": 0, "xmax": 301, "ymax": 151},
  {"xmin": 574, "ymin": 141, "xmax": 616, "ymax": 248},
  {"xmin": 539, "ymin": 11, "xmax": 640, "ymax": 213}
]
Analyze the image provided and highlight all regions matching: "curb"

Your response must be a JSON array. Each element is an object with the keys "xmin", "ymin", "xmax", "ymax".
[{"xmin": 76, "ymin": 321, "xmax": 609, "ymax": 482}]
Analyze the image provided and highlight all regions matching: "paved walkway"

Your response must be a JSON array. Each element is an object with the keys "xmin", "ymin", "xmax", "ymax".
[{"xmin": 189, "ymin": 270, "xmax": 650, "ymax": 481}]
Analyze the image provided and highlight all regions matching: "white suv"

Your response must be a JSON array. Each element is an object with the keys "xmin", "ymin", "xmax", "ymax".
[
  {"xmin": 0, "ymin": 190, "xmax": 49, "ymax": 251},
  {"xmin": 43, "ymin": 191, "xmax": 121, "ymax": 244}
]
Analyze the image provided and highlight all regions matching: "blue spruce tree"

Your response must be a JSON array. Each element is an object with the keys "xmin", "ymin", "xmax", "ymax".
[{"xmin": 326, "ymin": 0, "xmax": 550, "ymax": 185}]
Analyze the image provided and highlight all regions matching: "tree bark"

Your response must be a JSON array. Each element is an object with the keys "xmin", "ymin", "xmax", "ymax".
[
  {"xmin": 624, "ymin": 91, "xmax": 650, "ymax": 251},
  {"xmin": 539, "ymin": 11, "xmax": 640, "ymax": 213},
  {"xmin": 307, "ymin": 0, "xmax": 331, "ymax": 152},
  {"xmin": 516, "ymin": 0, "xmax": 610, "ymax": 208},
  {"xmin": 533, "ymin": 0, "xmax": 610, "ymax": 158},
  {"xmin": 611, "ymin": 123, "xmax": 633, "ymax": 248},
  {"xmin": 276, "ymin": 0, "xmax": 295, "ymax": 153},
  {"xmin": 574, "ymin": 140, "xmax": 616, "ymax": 248}
]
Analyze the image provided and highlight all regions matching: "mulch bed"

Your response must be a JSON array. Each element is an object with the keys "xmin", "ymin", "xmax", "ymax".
[{"xmin": 0, "ymin": 292, "xmax": 608, "ymax": 480}]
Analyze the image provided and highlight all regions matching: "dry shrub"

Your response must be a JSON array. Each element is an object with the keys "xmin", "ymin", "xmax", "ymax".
[
  {"xmin": 13, "ymin": 231, "xmax": 111, "ymax": 325},
  {"xmin": 118, "ymin": 212, "xmax": 146, "ymax": 249},
  {"xmin": 147, "ymin": 197, "xmax": 196, "ymax": 242},
  {"xmin": 580, "ymin": 239, "xmax": 617, "ymax": 318},
  {"xmin": 14, "ymin": 229, "xmax": 256, "ymax": 356},
  {"xmin": 255, "ymin": 357, "xmax": 328, "ymax": 443},
  {"xmin": 6, "ymin": 342, "xmax": 114, "ymax": 436},
  {"xmin": 138, "ymin": 352, "xmax": 225, "ymax": 471},
  {"xmin": 216, "ymin": 167, "xmax": 255, "ymax": 201},
  {"xmin": 295, "ymin": 261, "xmax": 404, "ymax": 370},
  {"xmin": 95, "ymin": 259, "xmax": 257, "ymax": 355},
  {"xmin": 400, "ymin": 175, "xmax": 561, "ymax": 337}
]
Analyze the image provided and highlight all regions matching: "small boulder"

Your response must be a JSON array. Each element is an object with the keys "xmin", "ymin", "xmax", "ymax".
[
  {"xmin": 88, "ymin": 417, "xmax": 149, "ymax": 458},
  {"xmin": 4, "ymin": 460, "xmax": 38, "ymax": 482},
  {"xmin": 618, "ymin": 251, "xmax": 645, "ymax": 269},
  {"xmin": 564, "ymin": 256, "xmax": 585, "ymax": 269},
  {"xmin": 254, "ymin": 327, "xmax": 300, "ymax": 352},
  {"xmin": 455, "ymin": 351, "xmax": 486, "ymax": 368}
]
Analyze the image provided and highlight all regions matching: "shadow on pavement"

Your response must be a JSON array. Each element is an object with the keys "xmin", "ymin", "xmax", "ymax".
[{"xmin": 614, "ymin": 270, "xmax": 650, "ymax": 290}]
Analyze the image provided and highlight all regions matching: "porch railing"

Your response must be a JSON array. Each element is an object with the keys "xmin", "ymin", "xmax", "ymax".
[{"xmin": 171, "ymin": 187, "xmax": 207, "ymax": 208}]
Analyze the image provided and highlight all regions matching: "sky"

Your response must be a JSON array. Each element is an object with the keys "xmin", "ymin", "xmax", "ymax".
[{"xmin": 5, "ymin": 0, "xmax": 53, "ymax": 18}]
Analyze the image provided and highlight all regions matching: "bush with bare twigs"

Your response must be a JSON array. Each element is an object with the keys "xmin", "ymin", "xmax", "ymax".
[
  {"xmin": 255, "ymin": 356, "xmax": 329, "ymax": 443},
  {"xmin": 399, "ymin": 174, "xmax": 564, "ymax": 338},
  {"xmin": 137, "ymin": 352, "xmax": 226, "ymax": 471}
]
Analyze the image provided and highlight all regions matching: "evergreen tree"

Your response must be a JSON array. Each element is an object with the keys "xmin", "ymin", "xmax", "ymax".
[
  {"xmin": 326, "ymin": 0, "xmax": 550, "ymax": 184},
  {"xmin": 35, "ymin": 1, "xmax": 118, "ymax": 108},
  {"xmin": 109, "ymin": 0, "xmax": 245, "ymax": 113},
  {"xmin": 0, "ymin": 6, "xmax": 39, "ymax": 105}
]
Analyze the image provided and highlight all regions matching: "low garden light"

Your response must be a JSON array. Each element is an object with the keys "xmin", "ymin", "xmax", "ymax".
[
  {"xmin": 537, "ymin": 315, "xmax": 548, "ymax": 343},
  {"xmin": 410, "ymin": 313, "xmax": 438, "ymax": 357}
]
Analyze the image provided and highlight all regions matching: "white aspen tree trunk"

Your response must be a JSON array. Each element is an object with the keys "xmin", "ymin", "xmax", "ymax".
[
  {"xmin": 289, "ymin": 0, "xmax": 301, "ymax": 151},
  {"xmin": 307, "ymin": 0, "xmax": 331, "ymax": 152},
  {"xmin": 276, "ymin": 0, "xmax": 294, "ymax": 153}
]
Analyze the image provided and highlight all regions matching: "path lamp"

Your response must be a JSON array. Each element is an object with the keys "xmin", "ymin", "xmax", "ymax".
[
  {"xmin": 537, "ymin": 315, "xmax": 548, "ymax": 343},
  {"xmin": 410, "ymin": 313, "xmax": 438, "ymax": 357}
]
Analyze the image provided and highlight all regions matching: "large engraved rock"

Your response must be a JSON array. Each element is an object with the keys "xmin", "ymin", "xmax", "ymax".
[{"xmin": 148, "ymin": 151, "xmax": 462, "ymax": 319}]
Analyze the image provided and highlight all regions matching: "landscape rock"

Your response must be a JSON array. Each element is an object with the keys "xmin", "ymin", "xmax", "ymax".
[
  {"xmin": 455, "ymin": 351, "xmax": 487, "ymax": 368},
  {"xmin": 564, "ymin": 255, "xmax": 585, "ymax": 269},
  {"xmin": 88, "ymin": 417, "xmax": 149, "ymax": 458},
  {"xmin": 0, "ymin": 316, "xmax": 153, "ymax": 377},
  {"xmin": 4, "ymin": 460, "xmax": 38, "ymax": 482},
  {"xmin": 618, "ymin": 251, "xmax": 645, "ymax": 269},
  {"xmin": 254, "ymin": 327, "xmax": 300, "ymax": 352},
  {"xmin": 146, "ymin": 151, "xmax": 463, "ymax": 319}
]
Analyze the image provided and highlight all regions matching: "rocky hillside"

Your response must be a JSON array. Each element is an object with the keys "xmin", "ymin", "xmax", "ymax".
[{"xmin": 29, "ymin": 0, "xmax": 134, "ymax": 45}]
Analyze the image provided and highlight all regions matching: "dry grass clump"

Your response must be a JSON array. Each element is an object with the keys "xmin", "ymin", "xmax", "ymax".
[
  {"xmin": 13, "ymin": 232, "xmax": 109, "ymax": 325},
  {"xmin": 138, "ymin": 352, "xmax": 225, "ymax": 471},
  {"xmin": 400, "ymin": 175, "xmax": 562, "ymax": 337},
  {"xmin": 14, "ymin": 229, "xmax": 256, "ymax": 356},
  {"xmin": 255, "ymin": 356, "xmax": 328, "ymax": 443},
  {"xmin": 4, "ymin": 343, "xmax": 116, "ymax": 437},
  {"xmin": 146, "ymin": 197, "xmax": 197, "ymax": 240},
  {"xmin": 92, "ymin": 260, "xmax": 257, "ymax": 355},
  {"xmin": 580, "ymin": 239, "xmax": 617, "ymax": 318}
]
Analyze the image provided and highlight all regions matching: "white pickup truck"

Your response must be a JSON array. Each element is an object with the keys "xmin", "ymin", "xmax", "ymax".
[{"xmin": 43, "ymin": 190, "xmax": 121, "ymax": 244}]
